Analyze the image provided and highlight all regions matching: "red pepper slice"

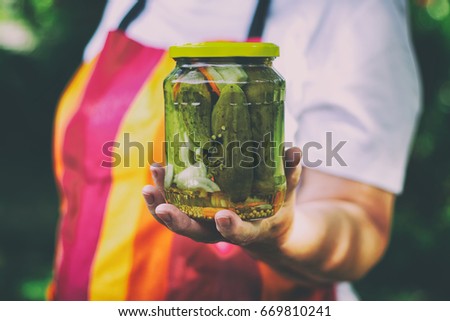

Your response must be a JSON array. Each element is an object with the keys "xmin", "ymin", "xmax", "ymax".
[{"xmin": 198, "ymin": 67, "xmax": 221, "ymax": 96}]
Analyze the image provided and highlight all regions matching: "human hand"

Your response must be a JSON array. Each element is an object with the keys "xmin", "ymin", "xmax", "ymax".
[{"xmin": 142, "ymin": 147, "xmax": 302, "ymax": 250}]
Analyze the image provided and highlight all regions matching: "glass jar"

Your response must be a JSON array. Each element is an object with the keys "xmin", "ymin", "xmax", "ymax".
[{"xmin": 163, "ymin": 42, "xmax": 286, "ymax": 221}]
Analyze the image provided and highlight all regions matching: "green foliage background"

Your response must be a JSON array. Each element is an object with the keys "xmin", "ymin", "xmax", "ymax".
[{"xmin": 0, "ymin": 0, "xmax": 449, "ymax": 300}]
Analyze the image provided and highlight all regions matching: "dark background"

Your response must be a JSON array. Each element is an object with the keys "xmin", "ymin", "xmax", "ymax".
[{"xmin": 0, "ymin": 0, "xmax": 449, "ymax": 300}]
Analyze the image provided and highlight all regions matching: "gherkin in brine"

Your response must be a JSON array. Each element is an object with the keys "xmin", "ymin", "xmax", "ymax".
[
  {"xmin": 164, "ymin": 71, "xmax": 184, "ymax": 178},
  {"xmin": 212, "ymin": 84, "xmax": 253, "ymax": 202},
  {"xmin": 175, "ymin": 70, "xmax": 212, "ymax": 148},
  {"xmin": 244, "ymin": 67, "xmax": 283, "ymax": 194}
]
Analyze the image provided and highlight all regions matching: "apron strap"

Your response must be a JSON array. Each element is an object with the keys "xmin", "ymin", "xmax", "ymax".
[
  {"xmin": 118, "ymin": 0, "xmax": 147, "ymax": 32},
  {"xmin": 118, "ymin": 0, "xmax": 272, "ymax": 40},
  {"xmin": 247, "ymin": 0, "xmax": 272, "ymax": 41}
]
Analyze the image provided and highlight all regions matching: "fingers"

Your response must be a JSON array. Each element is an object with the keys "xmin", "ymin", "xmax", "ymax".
[
  {"xmin": 155, "ymin": 204, "xmax": 224, "ymax": 243},
  {"xmin": 284, "ymin": 146, "xmax": 302, "ymax": 200},
  {"xmin": 147, "ymin": 164, "xmax": 223, "ymax": 243},
  {"xmin": 142, "ymin": 185, "xmax": 167, "ymax": 225},
  {"xmin": 144, "ymin": 152, "xmax": 301, "ymax": 246},
  {"xmin": 142, "ymin": 183, "xmax": 223, "ymax": 243},
  {"xmin": 150, "ymin": 164, "xmax": 165, "ymax": 192},
  {"xmin": 215, "ymin": 210, "xmax": 269, "ymax": 246},
  {"xmin": 143, "ymin": 185, "xmax": 280, "ymax": 247}
]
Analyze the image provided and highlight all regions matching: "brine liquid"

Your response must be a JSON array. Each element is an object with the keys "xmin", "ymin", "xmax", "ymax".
[
  {"xmin": 163, "ymin": 62, "xmax": 286, "ymax": 221},
  {"xmin": 165, "ymin": 187, "xmax": 286, "ymax": 221}
]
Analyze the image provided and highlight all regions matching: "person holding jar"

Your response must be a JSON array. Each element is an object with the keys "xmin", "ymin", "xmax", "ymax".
[{"xmin": 49, "ymin": 0, "xmax": 421, "ymax": 300}]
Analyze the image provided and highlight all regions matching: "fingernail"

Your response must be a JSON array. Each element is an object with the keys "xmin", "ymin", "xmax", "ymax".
[
  {"xmin": 156, "ymin": 208, "xmax": 172, "ymax": 224},
  {"xmin": 142, "ymin": 186, "xmax": 154, "ymax": 204},
  {"xmin": 216, "ymin": 216, "xmax": 231, "ymax": 229}
]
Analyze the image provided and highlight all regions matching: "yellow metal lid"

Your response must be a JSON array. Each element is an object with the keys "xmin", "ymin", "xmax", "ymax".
[{"xmin": 169, "ymin": 42, "xmax": 279, "ymax": 58}]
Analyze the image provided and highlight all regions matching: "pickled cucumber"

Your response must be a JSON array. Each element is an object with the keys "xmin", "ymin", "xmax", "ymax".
[
  {"xmin": 212, "ymin": 84, "xmax": 253, "ymax": 202},
  {"xmin": 244, "ymin": 68, "xmax": 282, "ymax": 194},
  {"xmin": 164, "ymin": 76, "xmax": 184, "ymax": 177},
  {"xmin": 176, "ymin": 70, "xmax": 212, "ymax": 148}
]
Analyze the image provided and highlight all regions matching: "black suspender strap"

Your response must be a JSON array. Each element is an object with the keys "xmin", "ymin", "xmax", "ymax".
[
  {"xmin": 118, "ymin": 0, "xmax": 147, "ymax": 32},
  {"xmin": 247, "ymin": 0, "xmax": 272, "ymax": 40}
]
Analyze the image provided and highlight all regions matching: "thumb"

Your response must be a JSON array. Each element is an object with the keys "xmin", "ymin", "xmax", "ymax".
[{"xmin": 284, "ymin": 146, "xmax": 302, "ymax": 200}]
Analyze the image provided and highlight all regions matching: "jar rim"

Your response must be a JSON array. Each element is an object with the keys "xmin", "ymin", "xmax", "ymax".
[{"xmin": 169, "ymin": 42, "xmax": 279, "ymax": 58}]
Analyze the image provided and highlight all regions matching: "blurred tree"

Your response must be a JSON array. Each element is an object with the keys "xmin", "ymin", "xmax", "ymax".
[
  {"xmin": 0, "ymin": 0, "xmax": 106, "ymax": 300},
  {"xmin": 355, "ymin": 0, "xmax": 450, "ymax": 300}
]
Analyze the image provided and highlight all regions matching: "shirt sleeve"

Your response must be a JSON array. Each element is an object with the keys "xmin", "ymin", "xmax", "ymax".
[{"xmin": 276, "ymin": 0, "xmax": 422, "ymax": 194}]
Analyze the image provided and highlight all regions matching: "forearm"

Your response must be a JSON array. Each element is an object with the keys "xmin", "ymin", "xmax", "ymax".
[{"xmin": 245, "ymin": 199, "xmax": 390, "ymax": 285}]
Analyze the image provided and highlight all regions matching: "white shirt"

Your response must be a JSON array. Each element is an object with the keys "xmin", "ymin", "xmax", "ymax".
[{"xmin": 84, "ymin": 0, "xmax": 421, "ymax": 194}]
